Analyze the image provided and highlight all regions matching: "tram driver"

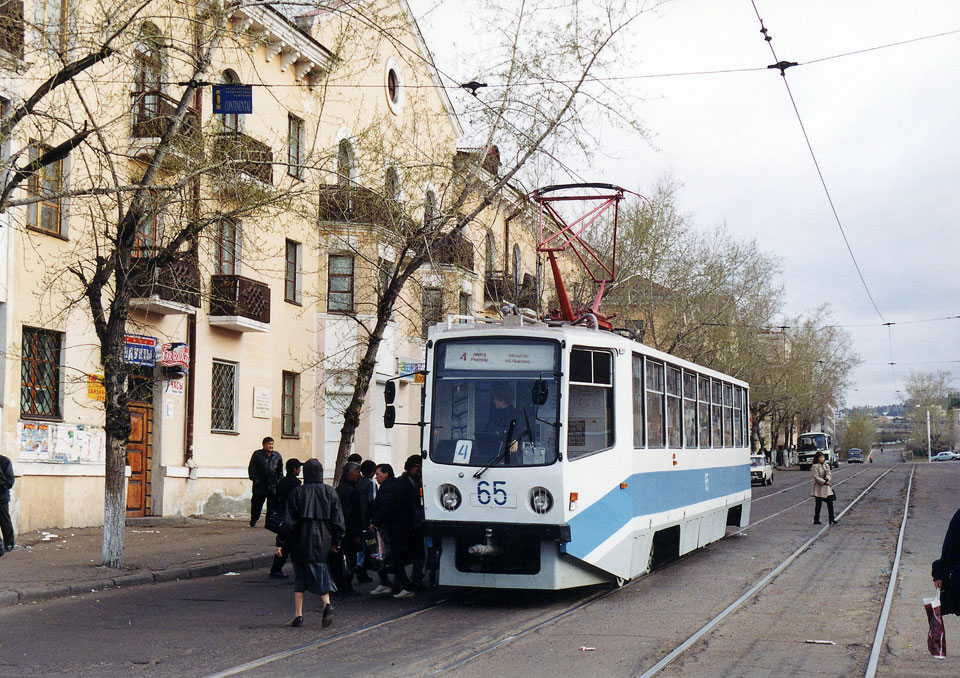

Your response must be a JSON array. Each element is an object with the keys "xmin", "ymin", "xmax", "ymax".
[{"xmin": 486, "ymin": 382, "xmax": 530, "ymax": 464}]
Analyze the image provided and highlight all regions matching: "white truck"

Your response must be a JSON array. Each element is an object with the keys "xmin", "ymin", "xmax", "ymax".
[{"xmin": 750, "ymin": 454, "xmax": 773, "ymax": 486}]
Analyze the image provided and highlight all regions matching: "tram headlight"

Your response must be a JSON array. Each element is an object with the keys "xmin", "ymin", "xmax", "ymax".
[
  {"xmin": 530, "ymin": 486, "xmax": 553, "ymax": 514},
  {"xmin": 440, "ymin": 484, "xmax": 462, "ymax": 511}
]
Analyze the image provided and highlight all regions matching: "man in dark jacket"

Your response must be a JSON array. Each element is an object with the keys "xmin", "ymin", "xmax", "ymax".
[
  {"xmin": 281, "ymin": 459, "xmax": 344, "ymax": 628},
  {"xmin": 933, "ymin": 508, "xmax": 960, "ymax": 615},
  {"xmin": 248, "ymin": 437, "xmax": 283, "ymax": 527},
  {"xmin": 268, "ymin": 458, "xmax": 302, "ymax": 578},
  {"xmin": 0, "ymin": 454, "xmax": 14, "ymax": 554},
  {"xmin": 333, "ymin": 462, "xmax": 370, "ymax": 592}
]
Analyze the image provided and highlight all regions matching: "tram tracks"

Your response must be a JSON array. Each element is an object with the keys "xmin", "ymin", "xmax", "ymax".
[{"xmin": 202, "ymin": 463, "xmax": 910, "ymax": 678}]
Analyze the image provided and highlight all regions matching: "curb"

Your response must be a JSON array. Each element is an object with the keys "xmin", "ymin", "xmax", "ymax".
[{"xmin": 1, "ymin": 553, "xmax": 274, "ymax": 608}]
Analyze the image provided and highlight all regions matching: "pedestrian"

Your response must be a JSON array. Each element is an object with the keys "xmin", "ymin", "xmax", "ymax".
[
  {"xmin": 347, "ymin": 453, "xmax": 363, "ymax": 464},
  {"xmin": 248, "ymin": 437, "xmax": 283, "ymax": 527},
  {"xmin": 0, "ymin": 453, "xmax": 15, "ymax": 554},
  {"xmin": 370, "ymin": 463, "xmax": 416, "ymax": 599},
  {"xmin": 355, "ymin": 459, "xmax": 378, "ymax": 580},
  {"xmin": 400, "ymin": 455, "xmax": 426, "ymax": 589},
  {"xmin": 332, "ymin": 461, "xmax": 369, "ymax": 594},
  {"xmin": 268, "ymin": 458, "xmax": 302, "ymax": 579},
  {"xmin": 810, "ymin": 451, "xmax": 836, "ymax": 525},
  {"xmin": 932, "ymin": 508, "xmax": 960, "ymax": 616},
  {"xmin": 281, "ymin": 459, "xmax": 344, "ymax": 628}
]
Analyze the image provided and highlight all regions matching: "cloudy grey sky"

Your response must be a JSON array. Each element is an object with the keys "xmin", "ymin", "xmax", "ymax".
[{"xmin": 411, "ymin": 0, "xmax": 960, "ymax": 407}]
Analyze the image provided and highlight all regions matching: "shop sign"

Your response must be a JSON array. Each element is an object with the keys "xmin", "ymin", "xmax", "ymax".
[
  {"xmin": 397, "ymin": 358, "xmax": 425, "ymax": 383},
  {"xmin": 124, "ymin": 334, "xmax": 157, "ymax": 367},
  {"xmin": 87, "ymin": 374, "xmax": 105, "ymax": 401},
  {"xmin": 159, "ymin": 342, "xmax": 189, "ymax": 368}
]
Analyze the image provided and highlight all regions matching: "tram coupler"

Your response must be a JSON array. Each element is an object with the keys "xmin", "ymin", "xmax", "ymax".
[{"xmin": 467, "ymin": 528, "xmax": 502, "ymax": 556}]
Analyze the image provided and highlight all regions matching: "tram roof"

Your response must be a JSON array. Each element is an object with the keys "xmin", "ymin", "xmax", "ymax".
[{"xmin": 427, "ymin": 316, "xmax": 749, "ymax": 388}]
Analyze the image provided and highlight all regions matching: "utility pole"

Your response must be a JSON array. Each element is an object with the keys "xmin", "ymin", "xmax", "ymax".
[{"xmin": 927, "ymin": 410, "xmax": 932, "ymax": 462}]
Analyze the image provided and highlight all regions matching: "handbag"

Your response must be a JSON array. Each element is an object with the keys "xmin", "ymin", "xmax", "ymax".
[
  {"xmin": 925, "ymin": 589, "xmax": 947, "ymax": 658},
  {"xmin": 264, "ymin": 510, "xmax": 286, "ymax": 535}
]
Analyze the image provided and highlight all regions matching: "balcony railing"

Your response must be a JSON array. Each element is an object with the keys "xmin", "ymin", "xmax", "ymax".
[
  {"xmin": 318, "ymin": 184, "xmax": 407, "ymax": 226},
  {"xmin": 212, "ymin": 131, "xmax": 273, "ymax": 185},
  {"xmin": 430, "ymin": 231, "xmax": 474, "ymax": 272},
  {"xmin": 129, "ymin": 253, "xmax": 201, "ymax": 310},
  {"xmin": 0, "ymin": 0, "xmax": 23, "ymax": 58},
  {"xmin": 210, "ymin": 274, "xmax": 270, "ymax": 325},
  {"xmin": 131, "ymin": 90, "xmax": 200, "ymax": 142},
  {"xmin": 484, "ymin": 271, "xmax": 539, "ymax": 308}
]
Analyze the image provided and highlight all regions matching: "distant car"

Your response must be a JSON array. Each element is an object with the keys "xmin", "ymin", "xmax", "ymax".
[
  {"xmin": 750, "ymin": 454, "xmax": 773, "ymax": 486},
  {"xmin": 932, "ymin": 451, "xmax": 958, "ymax": 462},
  {"xmin": 847, "ymin": 448, "xmax": 863, "ymax": 463}
]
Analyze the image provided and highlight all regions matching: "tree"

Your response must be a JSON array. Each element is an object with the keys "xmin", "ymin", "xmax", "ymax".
[
  {"xmin": 904, "ymin": 370, "xmax": 955, "ymax": 452},
  {"xmin": 323, "ymin": 0, "xmax": 657, "ymax": 482},
  {"xmin": 837, "ymin": 413, "xmax": 877, "ymax": 456}
]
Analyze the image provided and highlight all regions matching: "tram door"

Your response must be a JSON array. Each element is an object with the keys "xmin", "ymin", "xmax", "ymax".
[{"xmin": 126, "ymin": 374, "xmax": 154, "ymax": 517}]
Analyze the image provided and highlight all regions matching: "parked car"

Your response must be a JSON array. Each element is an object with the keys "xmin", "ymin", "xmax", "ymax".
[
  {"xmin": 932, "ymin": 451, "xmax": 959, "ymax": 462},
  {"xmin": 750, "ymin": 454, "xmax": 773, "ymax": 486},
  {"xmin": 847, "ymin": 448, "xmax": 863, "ymax": 464}
]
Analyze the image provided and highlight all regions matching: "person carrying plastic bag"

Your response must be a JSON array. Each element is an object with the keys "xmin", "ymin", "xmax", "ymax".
[{"xmin": 928, "ymin": 508, "xmax": 960, "ymax": 657}]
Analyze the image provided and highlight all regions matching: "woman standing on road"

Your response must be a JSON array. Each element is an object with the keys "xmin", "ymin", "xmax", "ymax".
[
  {"xmin": 811, "ymin": 451, "xmax": 837, "ymax": 525},
  {"xmin": 932, "ymin": 508, "xmax": 960, "ymax": 615}
]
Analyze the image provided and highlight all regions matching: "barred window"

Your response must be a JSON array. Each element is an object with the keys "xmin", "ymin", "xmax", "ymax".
[
  {"xmin": 282, "ymin": 371, "xmax": 299, "ymax": 437},
  {"xmin": 26, "ymin": 142, "xmax": 63, "ymax": 235},
  {"xmin": 328, "ymin": 254, "xmax": 354, "ymax": 312},
  {"xmin": 21, "ymin": 327, "xmax": 62, "ymax": 418},
  {"xmin": 211, "ymin": 360, "xmax": 237, "ymax": 432}
]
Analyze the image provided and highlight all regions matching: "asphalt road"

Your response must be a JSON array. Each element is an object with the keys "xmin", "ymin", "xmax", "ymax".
[{"xmin": 2, "ymin": 451, "xmax": 958, "ymax": 677}]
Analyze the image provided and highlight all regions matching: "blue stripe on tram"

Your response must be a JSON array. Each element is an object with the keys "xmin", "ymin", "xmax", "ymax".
[{"xmin": 566, "ymin": 464, "xmax": 750, "ymax": 559}]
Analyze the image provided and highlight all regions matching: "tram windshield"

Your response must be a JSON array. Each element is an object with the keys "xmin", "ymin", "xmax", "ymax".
[
  {"xmin": 798, "ymin": 434, "xmax": 828, "ymax": 452},
  {"xmin": 429, "ymin": 338, "xmax": 560, "ymax": 468}
]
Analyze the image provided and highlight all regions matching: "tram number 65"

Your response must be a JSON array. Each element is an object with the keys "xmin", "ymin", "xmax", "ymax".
[{"xmin": 477, "ymin": 480, "xmax": 508, "ymax": 506}]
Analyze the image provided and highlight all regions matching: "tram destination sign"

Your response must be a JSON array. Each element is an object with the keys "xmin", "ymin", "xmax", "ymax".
[{"xmin": 444, "ymin": 343, "xmax": 554, "ymax": 371}]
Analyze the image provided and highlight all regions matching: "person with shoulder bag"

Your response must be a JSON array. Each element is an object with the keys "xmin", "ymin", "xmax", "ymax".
[
  {"xmin": 810, "ymin": 451, "xmax": 837, "ymax": 525},
  {"xmin": 933, "ymin": 508, "xmax": 960, "ymax": 616}
]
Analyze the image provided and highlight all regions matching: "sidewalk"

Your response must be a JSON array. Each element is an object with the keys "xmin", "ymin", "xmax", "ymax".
[{"xmin": 0, "ymin": 517, "xmax": 278, "ymax": 608}]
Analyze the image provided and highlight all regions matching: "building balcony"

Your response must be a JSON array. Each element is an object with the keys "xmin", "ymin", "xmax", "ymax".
[
  {"xmin": 211, "ymin": 131, "xmax": 273, "ymax": 186},
  {"xmin": 484, "ymin": 271, "xmax": 539, "ymax": 309},
  {"xmin": 129, "ymin": 91, "xmax": 201, "ymax": 165},
  {"xmin": 129, "ymin": 253, "xmax": 201, "ymax": 315},
  {"xmin": 318, "ymin": 184, "xmax": 406, "ymax": 227},
  {"xmin": 209, "ymin": 274, "xmax": 270, "ymax": 332},
  {"xmin": 431, "ymin": 231, "xmax": 474, "ymax": 272}
]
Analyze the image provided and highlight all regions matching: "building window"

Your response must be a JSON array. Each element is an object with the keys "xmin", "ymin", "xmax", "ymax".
[
  {"xmin": 282, "ymin": 371, "xmax": 299, "ymax": 437},
  {"xmin": 135, "ymin": 190, "xmax": 162, "ymax": 251},
  {"xmin": 328, "ymin": 254, "xmax": 354, "ymax": 312},
  {"xmin": 0, "ymin": 0, "xmax": 24, "ymax": 57},
  {"xmin": 458, "ymin": 291, "xmax": 472, "ymax": 316},
  {"xmin": 26, "ymin": 142, "xmax": 63, "ymax": 235},
  {"xmin": 287, "ymin": 114, "xmax": 303, "ymax": 179},
  {"xmin": 219, "ymin": 70, "xmax": 241, "ymax": 132},
  {"xmin": 337, "ymin": 139, "xmax": 353, "ymax": 187},
  {"xmin": 484, "ymin": 231, "xmax": 497, "ymax": 273},
  {"xmin": 211, "ymin": 359, "xmax": 237, "ymax": 432},
  {"xmin": 284, "ymin": 239, "xmax": 301, "ymax": 304},
  {"xmin": 215, "ymin": 219, "xmax": 239, "ymax": 275},
  {"xmin": 422, "ymin": 287, "xmax": 443, "ymax": 339},
  {"xmin": 568, "ymin": 348, "xmax": 614, "ymax": 459},
  {"xmin": 512, "ymin": 244, "xmax": 522, "ymax": 286},
  {"xmin": 20, "ymin": 327, "xmax": 62, "ymax": 418},
  {"xmin": 377, "ymin": 257, "xmax": 393, "ymax": 303},
  {"xmin": 424, "ymin": 190, "xmax": 436, "ymax": 228},
  {"xmin": 384, "ymin": 166, "xmax": 400, "ymax": 201},
  {"xmin": 133, "ymin": 24, "xmax": 163, "ymax": 121}
]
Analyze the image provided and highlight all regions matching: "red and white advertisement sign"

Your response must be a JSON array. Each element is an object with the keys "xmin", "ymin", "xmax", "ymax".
[{"xmin": 159, "ymin": 343, "xmax": 190, "ymax": 368}]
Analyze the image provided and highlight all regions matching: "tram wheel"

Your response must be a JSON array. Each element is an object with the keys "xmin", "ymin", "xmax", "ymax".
[{"xmin": 614, "ymin": 576, "xmax": 628, "ymax": 588}]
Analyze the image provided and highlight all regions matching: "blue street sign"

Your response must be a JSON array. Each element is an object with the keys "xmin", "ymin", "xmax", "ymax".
[
  {"xmin": 213, "ymin": 84, "xmax": 252, "ymax": 115},
  {"xmin": 124, "ymin": 334, "xmax": 157, "ymax": 367}
]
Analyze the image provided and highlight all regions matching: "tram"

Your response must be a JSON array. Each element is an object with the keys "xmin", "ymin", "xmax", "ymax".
[{"xmin": 408, "ymin": 184, "xmax": 750, "ymax": 589}]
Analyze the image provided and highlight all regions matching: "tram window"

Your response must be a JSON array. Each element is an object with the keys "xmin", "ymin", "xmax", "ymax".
[
  {"xmin": 698, "ymin": 376, "xmax": 710, "ymax": 448},
  {"xmin": 632, "ymin": 354, "xmax": 644, "ymax": 448},
  {"xmin": 711, "ymin": 380, "xmax": 722, "ymax": 448},
  {"xmin": 683, "ymin": 372, "xmax": 697, "ymax": 448},
  {"xmin": 742, "ymin": 388, "xmax": 750, "ymax": 443},
  {"xmin": 666, "ymin": 366, "xmax": 681, "ymax": 448},
  {"xmin": 733, "ymin": 387, "xmax": 743, "ymax": 448},
  {"xmin": 646, "ymin": 360, "xmax": 664, "ymax": 448},
  {"xmin": 723, "ymin": 383, "xmax": 733, "ymax": 447},
  {"xmin": 568, "ymin": 347, "xmax": 615, "ymax": 460}
]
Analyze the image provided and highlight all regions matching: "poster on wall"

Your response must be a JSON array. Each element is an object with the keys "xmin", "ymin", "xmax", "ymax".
[{"xmin": 17, "ymin": 422, "xmax": 106, "ymax": 464}]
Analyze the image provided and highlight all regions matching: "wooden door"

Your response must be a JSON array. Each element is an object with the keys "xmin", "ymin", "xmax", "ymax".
[{"xmin": 126, "ymin": 403, "xmax": 153, "ymax": 516}]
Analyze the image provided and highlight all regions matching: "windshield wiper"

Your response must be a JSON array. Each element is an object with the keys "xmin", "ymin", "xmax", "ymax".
[{"xmin": 474, "ymin": 419, "xmax": 517, "ymax": 479}]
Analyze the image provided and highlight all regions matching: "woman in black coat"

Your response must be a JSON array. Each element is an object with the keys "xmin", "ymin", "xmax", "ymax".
[
  {"xmin": 371, "ymin": 463, "xmax": 416, "ymax": 598},
  {"xmin": 280, "ymin": 459, "xmax": 345, "ymax": 628},
  {"xmin": 933, "ymin": 508, "xmax": 960, "ymax": 615}
]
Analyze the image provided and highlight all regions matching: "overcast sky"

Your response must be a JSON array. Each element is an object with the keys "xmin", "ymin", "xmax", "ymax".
[{"xmin": 410, "ymin": 0, "xmax": 960, "ymax": 407}]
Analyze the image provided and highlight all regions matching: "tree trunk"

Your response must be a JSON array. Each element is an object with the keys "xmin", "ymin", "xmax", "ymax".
[{"xmin": 101, "ymin": 351, "xmax": 131, "ymax": 568}]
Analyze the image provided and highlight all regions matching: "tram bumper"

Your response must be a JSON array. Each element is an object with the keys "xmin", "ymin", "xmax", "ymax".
[{"xmin": 425, "ymin": 521, "xmax": 606, "ymax": 589}]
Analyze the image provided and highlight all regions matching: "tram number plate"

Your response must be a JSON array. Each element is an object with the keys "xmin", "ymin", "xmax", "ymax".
[{"xmin": 470, "ymin": 480, "xmax": 516, "ymax": 508}]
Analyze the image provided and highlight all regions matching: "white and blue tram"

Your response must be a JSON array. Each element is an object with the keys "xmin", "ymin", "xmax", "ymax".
[{"xmin": 421, "ymin": 315, "xmax": 752, "ymax": 589}]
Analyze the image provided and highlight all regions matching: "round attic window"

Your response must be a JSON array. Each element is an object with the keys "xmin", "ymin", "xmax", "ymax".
[{"xmin": 384, "ymin": 58, "xmax": 404, "ymax": 115}]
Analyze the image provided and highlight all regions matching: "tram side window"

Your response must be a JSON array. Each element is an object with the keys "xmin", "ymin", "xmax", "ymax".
[
  {"xmin": 666, "ymin": 366, "xmax": 681, "ymax": 448},
  {"xmin": 646, "ymin": 360, "xmax": 665, "ymax": 448},
  {"xmin": 632, "ymin": 354, "xmax": 644, "ymax": 448},
  {"xmin": 568, "ymin": 348, "xmax": 614, "ymax": 460},
  {"xmin": 683, "ymin": 372, "xmax": 697, "ymax": 448},
  {"xmin": 711, "ymin": 380, "xmax": 722, "ymax": 448},
  {"xmin": 723, "ymin": 383, "xmax": 734, "ymax": 447},
  {"xmin": 733, "ymin": 387, "xmax": 743, "ymax": 448},
  {"xmin": 742, "ymin": 388, "xmax": 750, "ymax": 444},
  {"xmin": 698, "ymin": 375, "xmax": 710, "ymax": 448}
]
